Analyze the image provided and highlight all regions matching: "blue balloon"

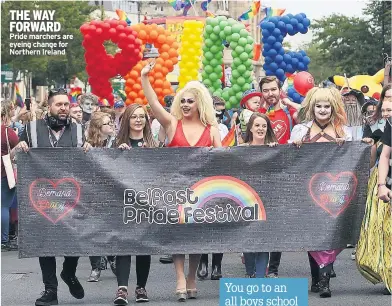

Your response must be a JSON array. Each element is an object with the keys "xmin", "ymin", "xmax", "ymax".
[
  {"xmin": 260, "ymin": 21, "xmax": 269, "ymax": 29},
  {"xmin": 264, "ymin": 56, "xmax": 273, "ymax": 64},
  {"xmin": 273, "ymin": 42, "xmax": 282, "ymax": 50},
  {"xmin": 268, "ymin": 49, "xmax": 278, "ymax": 57},
  {"xmin": 276, "ymin": 35, "xmax": 284, "ymax": 42},
  {"xmin": 286, "ymin": 24, "xmax": 294, "ymax": 33},
  {"xmin": 303, "ymin": 18, "xmax": 310, "ymax": 27},
  {"xmin": 288, "ymin": 28, "xmax": 296, "ymax": 36},
  {"xmin": 279, "ymin": 61, "xmax": 287, "ymax": 70},
  {"xmin": 265, "ymin": 70, "xmax": 274, "ymax": 76},
  {"xmin": 262, "ymin": 50, "xmax": 268, "ymax": 57},
  {"xmin": 262, "ymin": 37, "xmax": 268, "ymax": 44},
  {"xmin": 266, "ymin": 22, "xmax": 276, "ymax": 30},
  {"xmin": 297, "ymin": 23, "xmax": 305, "ymax": 33},
  {"xmin": 261, "ymin": 29, "xmax": 270, "ymax": 37},
  {"xmin": 286, "ymin": 64, "xmax": 295, "ymax": 74},
  {"xmin": 299, "ymin": 50, "xmax": 307, "ymax": 57},
  {"xmin": 293, "ymin": 93, "xmax": 301, "ymax": 102},
  {"xmin": 263, "ymin": 44, "xmax": 272, "ymax": 51},
  {"xmin": 300, "ymin": 13, "xmax": 307, "ymax": 19},
  {"xmin": 263, "ymin": 63, "xmax": 270, "ymax": 70},
  {"xmin": 293, "ymin": 52, "xmax": 302, "ymax": 59},
  {"xmin": 291, "ymin": 58, "xmax": 299, "ymax": 67},
  {"xmin": 277, "ymin": 21, "xmax": 286, "ymax": 31},
  {"xmin": 276, "ymin": 68, "xmax": 285, "ymax": 79},
  {"xmin": 299, "ymin": 96, "xmax": 304, "ymax": 103},
  {"xmin": 267, "ymin": 36, "xmax": 276, "ymax": 44},
  {"xmin": 281, "ymin": 16, "xmax": 290, "ymax": 24},
  {"xmin": 303, "ymin": 64, "xmax": 309, "ymax": 71},
  {"xmin": 299, "ymin": 27, "xmax": 308, "ymax": 34},
  {"xmin": 270, "ymin": 62, "xmax": 278, "ymax": 71},
  {"xmin": 269, "ymin": 17, "xmax": 279, "ymax": 25},
  {"xmin": 287, "ymin": 88, "xmax": 296, "ymax": 97},
  {"xmin": 297, "ymin": 62, "xmax": 305, "ymax": 71},
  {"xmin": 283, "ymin": 54, "xmax": 292, "ymax": 63},
  {"xmin": 278, "ymin": 48, "xmax": 285, "ymax": 55},
  {"xmin": 290, "ymin": 18, "xmax": 299, "ymax": 28},
  {"xmin": 286, "ymin": 14, "xmax": 294, "ymax": 19},
  {"xmin": 275, "ymin": 54, "xmax": 284, "ymax": 63},
  {"xmin": 295, "ymin": 14, "xmax": 304, "ymax": 23},
  {"xmin": 272, "ymin": 28, "xmax": 281, "ymax": 37}
]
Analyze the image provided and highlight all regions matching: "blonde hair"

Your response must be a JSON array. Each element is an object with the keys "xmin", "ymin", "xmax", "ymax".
[
  {"xmin": 87, "ymin": 112, "xmax": 112, "ymax": 147},
  {"xmin": 171, "ymin": 81, "xmax": 218, "ymax": 127},
  {"xmin": 300, "ymin": 87, "xmax": 347, "ymax": 137}
]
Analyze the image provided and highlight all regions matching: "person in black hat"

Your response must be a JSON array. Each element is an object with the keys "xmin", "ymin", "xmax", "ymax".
[{"xmin": 341, "ymin": 89, "xmax": 365, "ymax": 140}]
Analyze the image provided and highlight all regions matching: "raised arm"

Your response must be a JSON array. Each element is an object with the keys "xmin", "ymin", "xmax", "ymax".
[{"xmin": 141, "ymin": 61, "xmax": 175, "ymax": 130}]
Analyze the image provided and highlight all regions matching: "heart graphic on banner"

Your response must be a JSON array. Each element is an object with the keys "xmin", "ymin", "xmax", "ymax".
[
  {"xmin": 271, "ymin": 119, "xmax": 287, "ymax": 140},
  {"xmin": 29, "ymin": 178, "xmax": 81, "ymax": 224},
  {"xmin": 80, "ymin": 19, "xmax": 143, "ymax": 105},
  {"xmin": 309, "ymin": 172, "xmax": 358, "ymax": 218}
]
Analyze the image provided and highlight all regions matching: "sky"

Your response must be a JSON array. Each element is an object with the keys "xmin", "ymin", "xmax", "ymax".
[{"xmin": 260, "ymin": 0, "xmax": 368, "ymax": 48}]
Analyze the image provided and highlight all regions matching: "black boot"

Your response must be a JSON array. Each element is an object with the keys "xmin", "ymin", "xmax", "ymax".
[
  {"xmin": 197, "ymin": 254, "xmax": 208, "ymax": 280},
  {"xmin": 330, "ymin": 264, "xmax": 336, "ymax": 278},
  {"xmin": 319, "ymin": 272, "xmax": 331, "ymax": 298},
  {"xmin": 308, "ymin": 253, "xmax": 319, "ymax": 293},
  {"xmin": 211, "ymin": 265, "xmax": 222, "ymax": 280}
]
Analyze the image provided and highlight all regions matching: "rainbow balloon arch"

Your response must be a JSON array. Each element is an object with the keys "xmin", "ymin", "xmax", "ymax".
[{"xmin": 80, "ymin": 12, "xmax": 314, "ymax": 109}]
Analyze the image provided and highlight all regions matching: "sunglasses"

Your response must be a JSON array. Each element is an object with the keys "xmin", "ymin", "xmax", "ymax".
[
  {"xmin": 48, "ymin": 88, "xmax": 68, "ymax": 98},
  {"xmin": 180, "ymin": 98, "xmax": 195, "ymax": 104}
]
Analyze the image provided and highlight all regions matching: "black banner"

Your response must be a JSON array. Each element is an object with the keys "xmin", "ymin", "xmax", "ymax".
[{"xmin": 18, "ymin": 143, "xmax": 370, "ymax": 258}]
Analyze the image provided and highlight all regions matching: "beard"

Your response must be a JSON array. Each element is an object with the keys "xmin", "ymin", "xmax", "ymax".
[{"xmin": 344, "ymin": 103, "xmax": 362, "ymax": 127}]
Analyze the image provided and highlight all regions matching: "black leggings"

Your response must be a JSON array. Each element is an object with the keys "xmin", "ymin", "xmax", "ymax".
[{"xmin": 116, "ymin": 255, "xmax": 151, "ymax": 287}]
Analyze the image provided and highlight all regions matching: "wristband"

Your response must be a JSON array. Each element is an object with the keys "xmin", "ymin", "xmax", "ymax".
[{"xmin": 378, "ymin": 183, "xmax": 386, "ymax": 187}]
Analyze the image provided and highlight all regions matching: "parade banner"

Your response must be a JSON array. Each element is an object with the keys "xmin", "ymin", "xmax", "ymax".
[{"xmin": 18, "ymin": 143, "xmax": 370, "ymax": 258}]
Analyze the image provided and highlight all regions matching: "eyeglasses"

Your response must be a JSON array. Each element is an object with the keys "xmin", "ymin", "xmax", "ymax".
[
  {"xmin": 48, "ymin": 88, "xmax": 67, "ymax": 98},
  {"xmin": 130, "ymin": 115, "xmax": 146, "ymax": 121},
  {"xmin": 214, "ymin": 102, "xmax": 225, "ymax": 106},
  {"xmin": 180, "ymin": 98, "xmax": 195, "ymax": 104}
]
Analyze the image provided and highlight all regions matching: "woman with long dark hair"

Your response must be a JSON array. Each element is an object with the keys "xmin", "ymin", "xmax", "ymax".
[{"xmin": 113, "ymin": 104, "xmax": 156, "ymax": 305}]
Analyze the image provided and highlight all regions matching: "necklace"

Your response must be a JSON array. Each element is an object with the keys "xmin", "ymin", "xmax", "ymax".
[{"xmin": 314, "ymin": 120, "xmax": 329, "ymax": 135}]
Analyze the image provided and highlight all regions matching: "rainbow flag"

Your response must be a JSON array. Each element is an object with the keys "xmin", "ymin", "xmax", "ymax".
[
  {"xmin": 222, "ymin": 125, "xmax": 237, "ymax": 147},
  {"xmin": 168, "ymin": 0, "xmax": 195, "ymax": 15},
  {"xmin": 14, "ymin": 83, "xmax": 24, "ymax": 107},
  {"xmin": 116, "ymin": 9, "xmax": 131, "ymax": 25},
  {"xmin": 262, "ymin": 7, "xmax": 286, "ymax": 20},
  {"xmin": 98, "ymin": 97, "xmax": 110, "ymax": 107},
  {"xmin": 238, "ymin": 0, "xmax": 261, "ymax": 21},
  {"xmin": 201, "ymin": 0, "xmax": 215, "ymax": 17},
  {"xmin": 69, "ymin": 87, "xmax": 82, "ymax": 104}
]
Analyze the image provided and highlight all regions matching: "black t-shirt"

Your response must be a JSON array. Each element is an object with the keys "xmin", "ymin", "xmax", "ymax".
[
  {"xmin": 129, "ymin": 138, "xmax": 144, "ymax": 148},
  {"xmin": 381, "ymin": 119, "xmax": 391, "ymax": 147}
]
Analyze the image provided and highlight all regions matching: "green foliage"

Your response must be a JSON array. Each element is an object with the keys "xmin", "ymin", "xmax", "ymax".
[{"xmin": 306, "ymin": 0, "xmax": 391, "ymax": 80}]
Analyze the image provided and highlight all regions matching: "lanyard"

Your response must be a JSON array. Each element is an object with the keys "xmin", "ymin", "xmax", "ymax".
[{"xmin": 47, "ymin": 126, "xmax": 65, "ymax": 148}]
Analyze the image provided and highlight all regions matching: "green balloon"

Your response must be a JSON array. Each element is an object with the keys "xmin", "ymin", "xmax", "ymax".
[
  {"xmin": 214, "ymin": 65, "xmax": 222, "ymax": 74},
  {"xmin": 225, "ymin": 102, "xmax": 232, "ymax": 109},
  {"xmin": 202, "ymin": 45, "xmax": 209, "ymax": 53},
  {"xmin": 244, "ymin": 44, "xmax": 253, "ymax": 53},
  {"xmin": 205, "ymin": 65, "xmax": 213, "ymax": 74},
  {"xmin": 233, "ymin": 57, "xmax": 242, "ymax": 67},
  {"xmin": 231, "ymin": 24, "xmax": 242, "ymax": 34},
  {"xmin": 244, "ymin": 59, "xmax": 252, "ymax": 68},
  {"xmin": 231, "ymin": 69, "xmax": 240, "ymax": 79},
  {"xmin": 235, "ymin": 46, "xmax": 245, "ymax": 54},
  {"xmin": 236, "ymin": 77, "xmax": 246, "ymax": 87},
  {"xmin": 219, "ymin": 20, "xmax": 229, "ymax": 30},
  {"xmin": 232, "ymin": 84, "xmax": 241, "ymax": 93},
  {"xmin": 202, "ymin": 58, "xmax": 209, "ymax": 66},
  {"xmin": 238, "ymin": 37, "xmax": 247, "ymax": 46},
  {"xmin": 230, "ymin": 41, "xmax": 238, "ymax": 49},
  {"xmin": 243, "ymin": 70, "xmax": 251, "ymax": 79},
  {"xmin": 229, "ymin": 96, "xmax": 237, "ymax": 105},
  {"xmin": 203, "ymin": 79, "xmax": 212, "ymax": 87},
  {"xmin": 210, "ymin": 45, "xmax": 220, "ymax": 54},
  {"xmin": 217, "ymin": 15, "xmax": 227, "ymax": 22},
  {"xmin": 236, "ymin": 92, "xmax": 243, "ymax": 101},
  {"xmin": 237, "ymin": 65, "xmax": 246, "ymax": 74},
  {"xmin": 247, "ymin": 36, "xmax": 254, "ymax": 44},
  {"xmin": 230, "ymin": 50, "xmax": 238, "ymax": 59},
  {"xmin": 228, "ymin": 18, "xmax": 237, "ymax": 25},
  {"xmin": 224, "ymin": 26, "xmax": 232, "ymax": 36},
  {"xmin": 242, "ymin": 83, "xmax": 252, "ymax": 92},
  {"xmin": 210, "ymin": 33, "xmax": 220, "ymax": 41},
  {"xmin": 204, "ymin": 51, "xmax": 214, "ymax": 61},
  {"xmin": 239, "ymin": 52, "xmax": 249, "ymax": 62},
  {"xmin": 208, "ymin": 17, "xmax": 219, "ymax": 27},
  {"xmin": 219, "ymin": 31, "xmax": 226, "ymax": 40},
  {"xmin": 201, "ymin": 71, "xmax": 208, "ymax": 80},
  {"xmin": 209, "ymin": 72, "xmax": 218, "ymax": 82},
  {"xmin": 213, "ymin": 25, "xmax": 221, "ymax": 35},
  {"xmin": 222, "ymin": 91, "xmax": 230, "ymax": 101},
  {"xmin": 205, "ymin": 24, "xmax": 213, "ymax": 34},
  {"xmin": 210, "ymin": 58, "xmax": 219, "ymax": 67},
  {"xmin": 231, "ymin": 33, "xmax": 240, "ymax": 42},
  {"xmin": 240, "ymin": 29, "xmax": 249, "ymax": 37},
  {"xmin": 214, "ymin": 52, "xmax": 222, "ymax": 60},
  {"xmin": 205, "ymin": 38, "xmax": 214, "ymax": 48}
]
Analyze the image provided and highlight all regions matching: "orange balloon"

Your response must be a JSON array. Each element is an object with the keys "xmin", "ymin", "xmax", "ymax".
[
  {"xmin": 135, "ymin": 98, "xmax": 143, "ymax": 105},
  {"xmin": 125, "ymin": 99, "xmax": 132, "ymax": 105},
  {"xmin": 161, "ymin": 67, "xmax": 169, "ymax": 75},
  {"xmin": 154, "ymin": 79, "xmax": 164, "ymax": 88},
  {"xmin": 161, "ymin": 52, "xmax": 170, "ymax": 60},
  {"xmin": 172, "ymin": 42, "xmax": 179, "ymax": 49},
  {"xmin": 138, "ymin": 30, "xmax": 147, "ymax": 40},
  {"xmin": 171, "ymin": 57, "xmax": 179, "ymax": 65},
  {"xmin": 133, "ymin": 84, "xmax": 142, "ymax": 91},
  {"xmin": 155, "ymin": 88, "xmax": 163, "ymax": 95},
  {"xmin": 125, "ymin": 86, "xmax": 132, "ymax": 92},
  {"xmin": 161, "ymin": 44, "xmax": 170, "ymax": 52},
  {"xmin": 138, "ymin": 90, "xmax": 144, "ymax": 98},
  {"xmin": 163, "ymin": 81, "xmax": 171, "ymax": 89},
  {"xmin": 156, "ymin": 58, "xmax": 164, "ymax": 65},
  {"xmin": 153, "ymin": 64, "xmax": 163, "ymax": 73},
  {"xmin": 155, "ymin": 72, "xmax": 164, "ymax": 79},
  {"xmin": 163, "ymin": 89, "xmax": 172, "ymax": 96},
  {"xmin": 165, "ymin": 60, "xmax": 174, "ymax": 70},
  {"xmin": 129, "ymin": 92, "xmax": 138, "ymax": 100},
  {"xmin": 129, "ymin": 70, "xmax": 139, "ymax": 79},
  {"xmin": 157, "ymin": 35, "xmax": 166, "ymax": 44},
  {"xmin": 168, "ymin": 48, "xmax": 178, "ymax": 58},
  {"xmin": 149, "ymin": 76, "xmax": 155, "ymax": 83},
  {"xmin": 166, "ymin": 36, "xmax": 175, "ymax": 45},
  {"xmin": 134, "ymin": 64, "xmax": 143, "ymax": 72},
  {"xmin": 157, "ymin": 26, "xmax": 165, "ymax": 34},
  {"xmin": 149, "ymin": 30, "xmax": 158, "ymax": 40}
]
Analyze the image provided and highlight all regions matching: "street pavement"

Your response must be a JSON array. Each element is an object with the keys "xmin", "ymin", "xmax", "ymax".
[{"xmin": 1, "ymin": 249, "xmax": 390, "ymax": 306}]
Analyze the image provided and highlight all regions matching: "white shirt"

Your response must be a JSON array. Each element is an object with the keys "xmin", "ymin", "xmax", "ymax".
[{"xmin": 218, "ymin": 123, "xmax": 229, "ymax": 140}]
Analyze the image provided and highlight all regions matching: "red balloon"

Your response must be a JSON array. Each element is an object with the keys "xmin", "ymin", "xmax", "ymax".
[{"xmin": 293, "ymin": 71, "xmax": 315, "ymax": 96}]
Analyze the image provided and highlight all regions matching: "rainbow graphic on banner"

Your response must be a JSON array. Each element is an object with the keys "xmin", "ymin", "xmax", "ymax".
[
  {"xmin": 178, "ymin": 176, "xmax": 266, "ymax": 224},
  {"xmin": 14, "ymin": 83, "xmax": 24, "ymax": 107}
]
